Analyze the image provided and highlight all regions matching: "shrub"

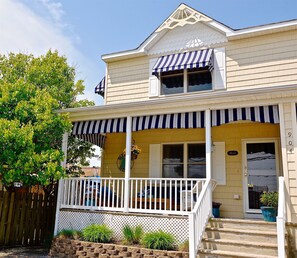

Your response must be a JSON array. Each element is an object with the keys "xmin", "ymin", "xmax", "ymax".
[
  {"xmin": 142, "ymin": 230, "xmax": 176, "ymax": 250},
  {"xmin": 57, "ymin": 229, "xmax": 82, "ymax": 240},
  {"xmin": 260, "ymin": 191, "xmax": 278, "ymax": 208},
  {"xmin": 179, "ymin": 239, "xmax": 189, "ymax": 252},
  {"xmin": 122, "ymin": 225, "xmax": 143, "ymax": 244},
  {"xmin": 82, "ymin": 224, "xmax": 113, "ymax": 243}
]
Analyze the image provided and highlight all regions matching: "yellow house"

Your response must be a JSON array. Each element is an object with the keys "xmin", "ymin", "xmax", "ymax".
[{"xmin": 55, "ymin": 4, "xmax": 297, "ymax": 257}]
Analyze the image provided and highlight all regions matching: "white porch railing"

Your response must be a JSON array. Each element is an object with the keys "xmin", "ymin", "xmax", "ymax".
[
  {"xmin": 60, "ymin": 177, "xmax": 125, "ymax": 211},
  {"xmin": 277, "ymin": 176, "xmax": 286, "ymax": 258},
  {"xmin": 60, "ymin": 177, "xmax": 208, "ymax": 215},
  {"xmin": 188, "ymin": 178, "xmax": 215, "ymax": 258}
]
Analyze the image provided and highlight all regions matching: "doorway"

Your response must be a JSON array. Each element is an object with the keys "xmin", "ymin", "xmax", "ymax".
[{"xmin": 243, "ymin": 140, "xmax": 279, "ymax": 215}]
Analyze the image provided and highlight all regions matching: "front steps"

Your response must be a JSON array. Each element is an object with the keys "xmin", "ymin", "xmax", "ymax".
[{"xmin": 198, "ymin": 218, "xmax": 281, "ymax": 258}]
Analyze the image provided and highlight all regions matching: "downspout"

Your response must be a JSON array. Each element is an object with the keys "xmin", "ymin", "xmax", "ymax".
[
  {"xmin": 53, "ymin": 132, "xmax": 68, "ymax": 236},
  {"xmin": 124, "ymin": 116, "xmax": 132, "ymax": 212}
]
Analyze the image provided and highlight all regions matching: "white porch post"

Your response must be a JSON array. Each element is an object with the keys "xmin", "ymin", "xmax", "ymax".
[
  {"xmin": 54, "ymin": 132, "xmax": 68, "ymax": 236},
  {"xmin": 124, "ymin": 116, "xmax": 132, "ymax": 212},
  {"xmin": 205, "ymin": 109, "xmax": 212, "ymax": 179}
]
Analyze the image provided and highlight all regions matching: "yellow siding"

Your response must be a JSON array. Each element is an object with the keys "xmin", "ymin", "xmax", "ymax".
[
  {"xmin": 226, "ymin": 30, "xmax": 297, "ymax": 90},
  {"xmin": 106, "ymin": 56, "xmax": 149, "ymax": 104},
  {"xmin": 101, "ymin": 122, "xmax": 280, "ymax": 218}
]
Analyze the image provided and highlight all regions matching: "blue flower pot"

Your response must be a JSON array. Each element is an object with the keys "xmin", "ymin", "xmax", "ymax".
[
  {"xmin": 260, "ymin": 206, "xmax": 277, "ymax": 222},
  {"xmin": 212, "ymin": 207, "xmax": 220, "ymax": 218}
]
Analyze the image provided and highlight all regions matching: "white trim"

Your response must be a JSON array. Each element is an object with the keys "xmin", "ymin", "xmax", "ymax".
[
  {"xmin": 59, "ymin": 84, "xmax": 297, "ymax": 122},
  {"xmin": 205, "ymin": 109, "xmax": 211, "ymax": 179},
  {"xmin": 242, "ymin": 138, "xmax": 280, "ymax": 216},
  {"xmin": 291, "ymin": 103, "xmax": 297, "ymax": 178},
  {"xmin": 279, "ymin": 103, "xmax": 291, "ymax": 222}
]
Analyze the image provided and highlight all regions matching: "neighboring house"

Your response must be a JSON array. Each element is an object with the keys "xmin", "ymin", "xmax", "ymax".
[{"xmin": 55, "ymin": 4, "xmax": 297, "ymax": 257}]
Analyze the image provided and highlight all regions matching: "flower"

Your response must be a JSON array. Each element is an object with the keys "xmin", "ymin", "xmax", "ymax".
[{"xmin": 123, "ymin": 145, "xmax": 141, "ymax": 156}]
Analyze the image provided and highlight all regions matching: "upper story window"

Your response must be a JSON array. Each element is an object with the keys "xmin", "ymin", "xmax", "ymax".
[
  {"xmin": 152, "ymin": 49, "xmax": 213, "ymax": 96},
  {"xmin": 161, "ymin": 67, "xmax": 212, "ymax": 95}
]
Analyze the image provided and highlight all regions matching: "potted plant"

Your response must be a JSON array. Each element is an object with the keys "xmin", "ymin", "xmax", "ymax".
[
  {"xmin": 260, "ymin": 191, "xmax": 278, "ymax": 222},
  {"xmin": 212, "ymin": 202, "xmax": 222, "ymax": 218}
]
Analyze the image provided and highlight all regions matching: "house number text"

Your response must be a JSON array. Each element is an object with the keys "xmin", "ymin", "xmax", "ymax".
[{"xmin": 288, "ymin": 131, "xmax": 294, "ymax": 153}]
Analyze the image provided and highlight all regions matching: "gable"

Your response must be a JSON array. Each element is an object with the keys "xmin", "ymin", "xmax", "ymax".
[{"xmin": 147, "ymin": 22, "xmax": 227, "ymax": 56}]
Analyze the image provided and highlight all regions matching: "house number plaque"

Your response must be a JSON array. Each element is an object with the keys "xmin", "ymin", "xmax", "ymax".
[{"xmin": 287, "ymin": 131, "xmax": 294, "ymax": 153}]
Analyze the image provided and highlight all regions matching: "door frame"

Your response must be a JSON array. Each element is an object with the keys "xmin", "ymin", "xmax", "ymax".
[{"xmin": 242, "ymin": 138, "xmax": 280, "ymax": 215}]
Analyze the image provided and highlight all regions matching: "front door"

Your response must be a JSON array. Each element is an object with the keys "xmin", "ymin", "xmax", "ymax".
[{"xmin": 243, "ymin": 140, "xmax": 279, "ymax": 214}]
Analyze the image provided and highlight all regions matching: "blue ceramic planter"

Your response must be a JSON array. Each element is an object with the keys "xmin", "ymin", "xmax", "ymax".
[
  {"xmin": 260, "ymin": 206, "xmax": 277, "ymax": 222},
  {"xmin": 212, "ymin": 207, "xmax": 220, "ymax": 218}
]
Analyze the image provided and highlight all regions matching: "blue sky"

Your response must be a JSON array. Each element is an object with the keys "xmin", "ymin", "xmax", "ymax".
[{"xmin": 1, "ymin": 0, "xmax": 297, "ymax": 106}]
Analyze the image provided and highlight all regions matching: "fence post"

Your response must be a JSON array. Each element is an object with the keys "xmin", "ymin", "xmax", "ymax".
[
  {"xmin": 54, "ymin": 132, "xmax": 68, "ymax": 236},
  {"xmin": 188, "ymin": 212, "xmax": 196, "ymax": 258}
]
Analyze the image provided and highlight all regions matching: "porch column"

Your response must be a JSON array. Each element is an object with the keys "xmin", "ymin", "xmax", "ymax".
[
  {"xmin": 124, "ymin": 116, "xmax": 132, "ymax": 212},
  {"xmin": 205, "ymin": 109, "xmax": 212, "ymax": 179},
  {"xmin": 54, "ymin": 132, "xmax": 68, "ymax": 235}
]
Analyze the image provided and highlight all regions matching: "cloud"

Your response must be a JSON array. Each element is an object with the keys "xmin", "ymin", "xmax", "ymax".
[
  {"xmin": 0, "ymin": 0, "xmax": 100, "ymax": 104},
  {"xmin": 38, "ymin": 0, "xmax": 64, "ymax": 24}
]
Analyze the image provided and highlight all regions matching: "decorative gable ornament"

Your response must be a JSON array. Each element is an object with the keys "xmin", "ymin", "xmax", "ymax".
[{"xmin": 156, "ymin": 4, "xmax": 211, "ymax": 32}]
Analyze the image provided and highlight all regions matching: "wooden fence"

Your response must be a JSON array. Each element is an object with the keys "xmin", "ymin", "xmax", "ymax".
[{"xmin": 0, "ymin": 190, "xmax": 57, "ymax": 247}]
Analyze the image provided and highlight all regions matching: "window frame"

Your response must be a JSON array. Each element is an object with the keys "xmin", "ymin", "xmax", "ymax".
[
  {"xmin": 160, "ymin": 68, "xmax": 212, "ymax": 96},
  {"xmin": 161, "ymin": 142, "xmax": 206, "ymax": 179}
]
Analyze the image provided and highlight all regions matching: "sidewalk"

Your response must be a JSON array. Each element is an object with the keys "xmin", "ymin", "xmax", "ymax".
[{"xmin": 0, "ymin": 247, "xmax": 49, "ymax": 257}]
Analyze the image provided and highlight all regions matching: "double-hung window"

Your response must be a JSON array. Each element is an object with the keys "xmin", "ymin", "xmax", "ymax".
[
  {"xmin": 161, "ymin": 67, "xmax": 212, "ymax": 95},
  {"xmin": 162, "ymin": 143, "xmax": 206, "ymax": 178},
  {"xmin": 153, "ymin": 49, "xmax": 213, "ymax": 96}
]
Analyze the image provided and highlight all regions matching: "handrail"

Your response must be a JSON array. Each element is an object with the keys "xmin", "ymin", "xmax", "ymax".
[
  {"xmin": 188, "ymin": 178, "xmax": 214, "ymax": 258},
  {"xmin": 277, "ymin": 176, "xmax": 286, "ymax": 258}
]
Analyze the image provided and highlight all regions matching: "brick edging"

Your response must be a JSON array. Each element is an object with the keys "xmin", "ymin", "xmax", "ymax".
[{"xmin": 50, "ymin": 237, "xmax": 189, "ymax": 258}]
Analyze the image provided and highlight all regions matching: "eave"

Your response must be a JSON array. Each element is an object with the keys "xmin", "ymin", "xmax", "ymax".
[{"xmin": 59, "ymin": 85, "xmax": 297, "ymax": 122}]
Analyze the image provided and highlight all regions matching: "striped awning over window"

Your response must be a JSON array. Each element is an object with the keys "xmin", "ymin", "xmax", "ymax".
[
  {"xmin": 152, "ymin": 49, "xmax": 213, "ymax": 76},
  {"xmin": 211, "ymin": 105, "xmax": 279, "ymax": 126},
  {"xmin": 132, "ymin": 111, "xmax": 205, "ymax": 131},
  {"xmin": 94, "ymin": 76, "xmax": 106, "ymax": 97}
]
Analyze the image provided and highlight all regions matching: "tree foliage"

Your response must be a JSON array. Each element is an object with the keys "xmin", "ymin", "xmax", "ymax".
[{"xmin": 0, "ymin": 50, "xmax": 95, "ymax": 188}]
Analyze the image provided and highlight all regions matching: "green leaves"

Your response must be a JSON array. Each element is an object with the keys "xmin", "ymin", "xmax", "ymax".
[{"xmin": 0, "ymin": 50, "xmax": 92, "ymax": 188}]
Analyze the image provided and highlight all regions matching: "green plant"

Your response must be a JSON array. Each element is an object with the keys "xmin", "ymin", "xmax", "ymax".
[
  {"xmin": 179, "ymin": 239, "xmax": 189, "ymax": 252},
  {"xmin": 142, "ymin": 230, "xmax": 176, "ymax": 250},
  {"xmin": 82, "ymin": 224, "xmax": 113, "ymax": 243},
  {"xmin": 122, "ymin": 225, "xmax": 143, "ymax": 244},
  {"xmin": 260, "ymin": 191, "xmax": 278, "ymax": 208},
  {"xmin": 57, "ymin": 229, "xmax": 82, "ymax": 239}
]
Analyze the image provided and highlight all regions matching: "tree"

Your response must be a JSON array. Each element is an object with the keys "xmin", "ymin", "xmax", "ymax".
[{"xmin": 0, "ymin": 50, "xmax": 95, "ymax": 189}]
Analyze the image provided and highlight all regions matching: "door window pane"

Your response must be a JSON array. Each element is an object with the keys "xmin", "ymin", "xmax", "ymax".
[{"xmin": 247, "ymin": 142, "xmax": 277, "ymax": 209}]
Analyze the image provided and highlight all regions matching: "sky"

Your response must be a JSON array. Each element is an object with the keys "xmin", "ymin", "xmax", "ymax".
[{"xmin": 1, "ymin": 0, "xmax": 297, "ymax": 107}]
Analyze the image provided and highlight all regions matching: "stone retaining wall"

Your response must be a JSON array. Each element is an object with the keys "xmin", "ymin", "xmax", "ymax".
[{"xmin": 50, "ymin": 238, "xmax": 189, "ymax": 258}]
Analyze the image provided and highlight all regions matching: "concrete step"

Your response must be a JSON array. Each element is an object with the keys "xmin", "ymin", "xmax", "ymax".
[
  {"xmin": 208, "ymin": 218, "xmax": 276, "ymax": 232},
  {"xmin": 200, "ymin": 238, "xmax": 278, "ymax": 257},
  {"xmin": 197, "ymin": 249, "xmax": 278, "ymax": 258},
  {"xmin": 204, "ymin": 227, "xmax": 277, "ymax": 244}
]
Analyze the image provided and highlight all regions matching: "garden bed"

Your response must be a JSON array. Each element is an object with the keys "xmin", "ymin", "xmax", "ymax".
[{"xmin": 50, "ymin": 237, "xmax": 189, "ymax": 258}]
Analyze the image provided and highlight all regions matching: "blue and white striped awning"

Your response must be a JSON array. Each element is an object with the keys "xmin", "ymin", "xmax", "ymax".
[
  {"xmin": 75, "ymin": 134, "xmax": 107, "ymax": 149},
  {"xmin": 152, "ymin": 49, "xmax": 213, "ymax": 76},
  {"xmin": 211, "ymin": 105, "xmax": 279, "ymax": 126},
  {"xmin": 72, "ymin": 117, "xmax": 127, "ymax": 148},
  {"xmin": 132, "ymin": 111, "xmax": 205, "ymax": 131},
  {"xmin": 95, "ymin": 76, "xmax": 106, "ymax": 97}
]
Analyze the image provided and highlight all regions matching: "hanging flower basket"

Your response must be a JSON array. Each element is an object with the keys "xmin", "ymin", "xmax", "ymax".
[{"xmin": 117, "ymin": 145, "xmax": 141, "ymax": 172}]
